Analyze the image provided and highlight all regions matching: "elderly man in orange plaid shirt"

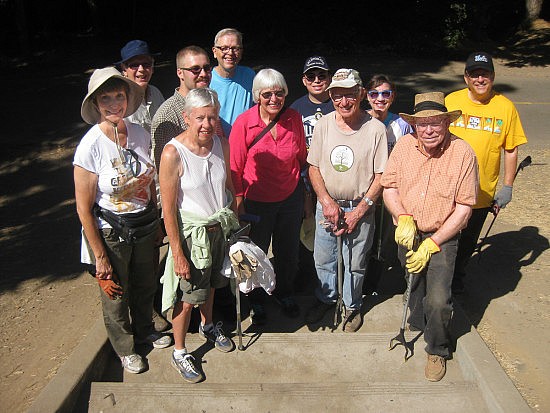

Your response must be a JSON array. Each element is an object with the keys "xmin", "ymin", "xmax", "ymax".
[{"xmin": 381, "ymin": 92, "xmax": 479, "ymax": 382}]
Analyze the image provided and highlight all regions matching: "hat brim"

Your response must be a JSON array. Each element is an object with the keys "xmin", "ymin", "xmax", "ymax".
[
  {"xmin": 81, "ymin": 67, "xmax": 144, "ymax": 125},
  {"xmin": 399, "ymin": 109, "xmax": 462, "ymax": 125},
  {"xmin": 326, "ymin": 80, "xmax": 360, "ymax": 90}
]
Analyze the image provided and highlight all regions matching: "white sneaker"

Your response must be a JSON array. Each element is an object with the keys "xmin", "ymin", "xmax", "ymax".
[
  {"xmin": 136, "ymin": 332, "xmax": 172, "ymax": 349},
  {"xmin": 120, "ymin": 353, "xmax": 146, "ymax": 374}
]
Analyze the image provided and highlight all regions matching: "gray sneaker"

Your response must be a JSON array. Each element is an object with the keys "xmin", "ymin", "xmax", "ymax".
[
  {"xmin": 199, "ymin": 321, "xmax": 235, "ymax": 353},
  {"xmin": 120, "ymin": 353, "xmax": 146, "ymax": 374},
  {"xmin": 136, "ymin": 332, "xmax": 172, "ymax": 349},
  {"xmin": 171, "ymin": 352, "xmax": 203, "ymax": 383}
]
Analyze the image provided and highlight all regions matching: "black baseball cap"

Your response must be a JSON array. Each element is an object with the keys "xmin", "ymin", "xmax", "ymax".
[{"xmin": 465, "ymin": 51, "xmax": 494, "ymax": 72}]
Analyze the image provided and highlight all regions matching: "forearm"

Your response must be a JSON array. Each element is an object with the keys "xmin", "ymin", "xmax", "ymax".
[
  {"xmin": 503, "ymin": 147, "xmax": 518, "ymax": 187},
  {"xmin": 308, "ymin": 165, "xmax": 333, "ymax": 207},
  {"xmin": 351, "ymin": 174, "xmax": 383, "ymax": 219},
  {"xmin": 431, "ymin": 204, "xmax": 472, "ymax": 246},
  {"xmin": 77, "ymin": 207, "xmax": 108, "ymax": 261},
  {"xmin": 382, "ymin": 187, "xmax": 407, "ymax": 224}
]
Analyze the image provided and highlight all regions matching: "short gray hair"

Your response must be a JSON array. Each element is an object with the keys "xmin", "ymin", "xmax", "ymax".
[
  {"xmin": 183, "ymin": 88, "xmax": 220, "ymax": 114},
  {"xmin": 214, "ymin": 28, "xmax": 243, "ymax": 46},
  {"xmin": 252, "ymin": 68, "xmax": 288, "ymax": 103}
]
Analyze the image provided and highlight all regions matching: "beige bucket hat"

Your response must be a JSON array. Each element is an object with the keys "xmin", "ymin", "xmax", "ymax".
[
  {"xmin": 399, "ymin": 92, "xmax": 461, "ymax": 124},
  {"xmin": 81, "ymin": 66, "xmax": 144, "ymax": 125}
]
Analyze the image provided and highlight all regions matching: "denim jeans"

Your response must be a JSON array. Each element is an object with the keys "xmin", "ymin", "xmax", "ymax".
[
  {"xmin": 313, "ymin": 202, "xmax": 375, "ymax": 310},
  {"xmin": 244, "ymin": 182, "xmax": 304, "ymax": 300},
  {"xmin": 398, "ymin": 233, "xmax": 458, "ymax": 358}
]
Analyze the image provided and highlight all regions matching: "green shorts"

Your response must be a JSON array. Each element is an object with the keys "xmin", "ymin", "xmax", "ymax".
[{"xmin": 178, "ymin": 226, "xmax": 229, "ymax": 305}]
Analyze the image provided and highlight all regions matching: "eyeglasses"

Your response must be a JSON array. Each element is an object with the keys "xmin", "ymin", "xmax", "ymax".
[
  {"xmin": 260, "ymin": 90, "xmax": 285, "ymax": 100},
  {"xmin": 126, "ymin": 61, "xmax": 153, "ymax": 70},
  {"xmin": 123, "ymin": 148, "xmax": 141, "ymax": 177},
  {"xmin": 415, "ymin": 120, "xmax": 445, "ymax": 130},
  {"xmin": 214, "ymin": 46, "xmax": 243, "ymax": 54},
  {"xmin": 331, "ymin": 92, "xmax": 358, "ymax": 102},
  {"xmin": 180, "ymin": 65, "xmax": 212, "ymax": 75},
  {"xmin": 304, "ymin": 72, "xmax": 328, "ymax": 82},
  {"xmin": 367, "ymin": 90, "xmax": 393, "ymax": 99}
]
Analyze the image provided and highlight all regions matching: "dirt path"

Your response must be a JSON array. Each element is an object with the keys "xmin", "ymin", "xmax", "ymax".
[{"xmin": 1, "ymin": 53, "xmax": 548, "ymax": 412}]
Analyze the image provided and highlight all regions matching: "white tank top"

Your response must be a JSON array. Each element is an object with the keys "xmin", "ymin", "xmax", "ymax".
[{"xmin": 166, "ymin": 136, "xmax": 227, "ymax": 217}]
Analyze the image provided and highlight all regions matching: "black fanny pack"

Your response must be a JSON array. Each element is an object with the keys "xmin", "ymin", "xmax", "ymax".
[{"xmin": 94, "ymin": 202, "xmax": 159, "ymax": 244}]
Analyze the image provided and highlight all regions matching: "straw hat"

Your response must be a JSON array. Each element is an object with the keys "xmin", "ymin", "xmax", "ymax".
[
  {"xmin": 80, "ymin": 67, "xmax": 144, "ymax": 125},
  {"xmin": 399, "ymin": 92, "xmax": 461, "ymax": 125}
]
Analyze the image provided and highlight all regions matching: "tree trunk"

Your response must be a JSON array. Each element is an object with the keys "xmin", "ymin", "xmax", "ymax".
[{"xmin": 526, "ymin": 0, "xmax": 544, "ymax": 22}]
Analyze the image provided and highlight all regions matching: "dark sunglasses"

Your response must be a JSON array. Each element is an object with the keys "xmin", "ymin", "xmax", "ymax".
[
  {"xmin": 123, "ymin": 148, "xmax": 141, "ymax": 177},
  {"xmin": 126, "ymin": 62, "xmax": 153, "ymax": 70},
  {"xmin": 367, "ymin": 90, "xmax": 393, "ymax": 99},
  {"xmin": 180, "ymin": 65, "xmax": 212, "ymax": 75},
  {"xmin": 304, "ymin": 72, "xmax": 328, "ymax": 82},
  {"xmin": 260, "ymin": 90, "xmax": 285, "ymax": 99}
]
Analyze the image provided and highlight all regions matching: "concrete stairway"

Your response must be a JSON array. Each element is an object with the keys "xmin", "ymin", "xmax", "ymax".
[{"xmin": 86, "ymin": 292, "xmax": 519, "ymax": 413}]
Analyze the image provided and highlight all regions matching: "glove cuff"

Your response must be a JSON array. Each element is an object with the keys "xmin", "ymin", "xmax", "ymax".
[{"xmin": 426, "ymin": 237, "xmax": 441, "ymax": 252}]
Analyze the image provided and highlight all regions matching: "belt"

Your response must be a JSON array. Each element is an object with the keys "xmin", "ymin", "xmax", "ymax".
[
  {"xmin": 205, "ymin": 223, "xmax": 221, "ymax": 232},
  {"xmin": 335, "ymin": 199, "xmax": 362, "ymax": 208}
]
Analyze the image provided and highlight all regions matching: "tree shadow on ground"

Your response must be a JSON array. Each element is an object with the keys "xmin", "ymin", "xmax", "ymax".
[
  {"xmin": 496, "ymin": 26, "xmax": 550, "ymax": 68},
  {"xmin": 455, "ymin": 226, "xmax": 550, "ymax": 327}
]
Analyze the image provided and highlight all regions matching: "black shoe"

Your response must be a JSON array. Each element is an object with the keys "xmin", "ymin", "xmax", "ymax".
[
  {"xmin": 279, "ymin": 297, "xmax": 300, "ymax": 318},
  {"xmin": 305, "ymin": 300, "xmax": 335, "ymax": 324},
  {"xmin": 250, "ymin": 303, "xmax": 267, "ymax": 325}
]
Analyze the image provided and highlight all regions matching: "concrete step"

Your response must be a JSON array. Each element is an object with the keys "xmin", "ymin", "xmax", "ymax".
[
  {"xmin": 89, "ymin": 380, "xmax": 486, "ymax": 412},
  {"xmin": 87, "ymin": 292, "xmax": 493, "ymax": 412}
]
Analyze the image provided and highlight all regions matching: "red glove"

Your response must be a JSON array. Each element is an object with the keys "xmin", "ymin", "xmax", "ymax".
[{"xmin": 98, "ymin": 278, "xmax": 123, "ymax": 300}]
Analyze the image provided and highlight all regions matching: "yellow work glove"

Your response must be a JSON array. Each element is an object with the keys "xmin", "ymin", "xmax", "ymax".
[
  {"xmin": 405, "ymin": 237, "xmax": 441, "ymax": 274},
  {"xmin": 395, "ymin": 214, "xmax": 417, "ymax": 250}
]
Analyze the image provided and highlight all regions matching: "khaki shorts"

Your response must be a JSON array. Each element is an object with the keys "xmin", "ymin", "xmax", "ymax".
[{"xmin": 178, "ymin": 225, "xmax": 228, "ymax": 305}]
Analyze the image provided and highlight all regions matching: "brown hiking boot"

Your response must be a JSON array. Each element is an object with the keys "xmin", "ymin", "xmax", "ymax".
[
  {"xmin": 425, "ymin": 354, "xmax": 446, "ymax": 382},
  {"xmin": 343, "ymin": 308, "xmax": 363, "ymax": 332}
]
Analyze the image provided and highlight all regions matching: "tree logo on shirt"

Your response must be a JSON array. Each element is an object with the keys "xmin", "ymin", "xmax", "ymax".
[{"xmin": 330, "ymin": 145, "xmax": 354, "ymax": 172}]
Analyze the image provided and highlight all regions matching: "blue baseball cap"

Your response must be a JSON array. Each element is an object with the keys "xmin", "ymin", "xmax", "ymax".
[{"xmin": 115, "ymin": 40, "xmax": 160, "ymax": 64}]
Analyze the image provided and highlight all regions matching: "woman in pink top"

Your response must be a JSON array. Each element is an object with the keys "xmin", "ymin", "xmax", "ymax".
[{"xmin": 229, "ymin": 68, "xmax": 307, "ymax": 324}]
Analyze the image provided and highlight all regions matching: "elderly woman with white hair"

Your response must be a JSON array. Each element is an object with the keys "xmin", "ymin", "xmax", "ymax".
[
  {"xmin": 229, "ymin": 68, "xmax": 307, "ymax": 324},
  {"xmin": 74, "ymin": 67, "xmax": 171, "ymax": 375}
]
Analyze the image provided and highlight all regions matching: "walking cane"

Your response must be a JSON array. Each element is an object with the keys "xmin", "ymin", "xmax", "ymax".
[
  {"xmin": 474, "ymin": 155, "xmax": 532, "ymax": 261},
  {"xmin": 333, "ymin": 209, "xmax": 346, "ymax": 328}
]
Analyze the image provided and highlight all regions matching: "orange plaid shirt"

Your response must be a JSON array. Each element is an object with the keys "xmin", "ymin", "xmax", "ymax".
[{"xmin": 381, "ymin": 133, "xmax": 478, "ymax": 233}]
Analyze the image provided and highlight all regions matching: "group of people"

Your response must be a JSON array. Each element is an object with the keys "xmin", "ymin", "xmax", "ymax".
[{"xmin": 74, "ymin": 27, "xmax": 527, "ymax": 385}]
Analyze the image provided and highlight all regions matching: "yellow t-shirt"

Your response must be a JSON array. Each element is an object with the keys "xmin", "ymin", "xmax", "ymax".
[{"xmin": 445, "ymin": 88, "xmax": 527, "ymax": 208}]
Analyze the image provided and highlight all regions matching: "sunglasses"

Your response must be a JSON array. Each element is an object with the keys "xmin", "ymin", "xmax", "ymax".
[
  {"xmin": 367, "ymin": 90, "xmax": 393, "ymax": 99},
  {"xmin": 304, "ymin": 72, "xmax": 328, "ymax": 82},
  {"xmin": 123, "ymin": 148, "xmax": 142, "ymax": 177},
  {"xmin": 260, "ymin": 90, "xmax": 285, "ymax": 99},
  {"xmin": 180, "ymin": 65, "xmax": 212, "ymax": 75},
  {"xmin": 126, "ymin": 62, "xmax": 153, "ymax": 70}
]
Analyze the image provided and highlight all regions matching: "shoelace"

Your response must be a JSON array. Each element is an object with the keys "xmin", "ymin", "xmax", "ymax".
[
  {"xmin": 180, "ymin": 354, "xmax": 199, "ymax": 374},
  {"xmin": 213, "ymin": 321, "xmax": 227, "ymax": 341}
]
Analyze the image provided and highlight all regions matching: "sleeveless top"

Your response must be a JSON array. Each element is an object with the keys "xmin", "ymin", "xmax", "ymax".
[{"xmin": 166, "ymin": 136, "xmax": 227, "ymax": 217}]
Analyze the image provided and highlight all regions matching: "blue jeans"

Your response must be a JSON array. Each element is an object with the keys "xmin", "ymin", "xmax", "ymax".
[
  {"xmin": 313, "ymin": 202, "xmax": 375, "ymax": 310},
  {"xmin": 244, "ymin": 182, "xmax": 304, "ymax": 300},
  {"xmin": 398, "ymin": 233, "xmax": 458, "ymax": 358}
]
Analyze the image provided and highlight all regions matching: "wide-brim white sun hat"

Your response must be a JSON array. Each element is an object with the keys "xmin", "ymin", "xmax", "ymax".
[{"xmin": 81, "ymin": 66, "xmax": 144, "ymax": 125}]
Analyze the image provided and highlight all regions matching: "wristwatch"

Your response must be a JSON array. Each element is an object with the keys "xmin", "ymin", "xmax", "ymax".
[{"xmin": 363, "ymin": 196, "xmax": 374, "ymax": 206}]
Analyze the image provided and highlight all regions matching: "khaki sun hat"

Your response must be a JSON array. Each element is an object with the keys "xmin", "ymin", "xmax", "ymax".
[
  {"xmin": 399, "ymin": 92, "xmax": 461, "ymax": 125},
  {"xmin": 326, "ymin": 68, "xmax": 362, "ymax": 90},
  {"xmin": 81, "ymin": 66, "xmax": 144, "ymax": 125}
]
